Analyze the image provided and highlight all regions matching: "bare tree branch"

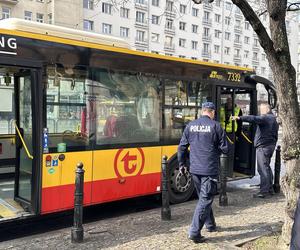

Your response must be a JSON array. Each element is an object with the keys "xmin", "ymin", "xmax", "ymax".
[{"xmin": 231, "ymin": 0, "xmax": 276, "ymax": 56}]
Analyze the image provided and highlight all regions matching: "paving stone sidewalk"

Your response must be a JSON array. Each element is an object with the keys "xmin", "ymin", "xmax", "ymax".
[{"xmin": 0, "ymin": 185, "xmax": 286, "ymax": 250}]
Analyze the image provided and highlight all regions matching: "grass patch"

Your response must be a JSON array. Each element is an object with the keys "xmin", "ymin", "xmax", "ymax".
[{"xmin": 241, "ymin": 233, "xmax": 288, "ymax": 250}]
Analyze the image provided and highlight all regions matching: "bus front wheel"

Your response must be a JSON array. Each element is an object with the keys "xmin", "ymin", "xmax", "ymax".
[{"xmin": 168, "ymin": 159, "xmax": 194, "ymax": 204}]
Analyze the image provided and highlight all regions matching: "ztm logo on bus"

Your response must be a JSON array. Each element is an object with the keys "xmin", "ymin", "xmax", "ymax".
[{"xmin": 114, "ymin": 148, "xmax": 145, "ymax": 178}]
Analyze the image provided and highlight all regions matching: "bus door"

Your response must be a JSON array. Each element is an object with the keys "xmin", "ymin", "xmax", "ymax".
[
  {"xmin": 14, "ymin": 69, "xmax": 39, "ymax": 213},
  {"xmin": 217, "ymin": 87, "xmax": 256, "ymax": 178}
]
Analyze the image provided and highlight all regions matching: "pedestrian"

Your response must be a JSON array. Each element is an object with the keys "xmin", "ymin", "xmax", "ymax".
[
  {"xmin": 178, "ymin": 102, "xmax": 228, "ymax": 243},
  {"xmin": 232, "ymin": 103, "xmax": 279, "ymax": 198},
  {"xmin": 290, "ymin": 195, "xmax": 300, "ymax": 250}
]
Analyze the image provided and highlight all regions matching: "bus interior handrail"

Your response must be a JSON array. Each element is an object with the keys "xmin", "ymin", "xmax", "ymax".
[{"xmin": 13, "ymin": 121, "xmax": 34, "ymax": 160}]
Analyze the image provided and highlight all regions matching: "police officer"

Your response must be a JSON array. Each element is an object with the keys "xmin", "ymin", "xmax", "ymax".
[
  {"xmin": 290, "ymin": 196, "xmax": 300, "ymax": 250},
  {"xmin": 232, "ymin": 103, "xmax": 278, "ymax": 198},
  {"xmin": 178, "ymin": 102, "xmax": 228, "ymax": 243}
]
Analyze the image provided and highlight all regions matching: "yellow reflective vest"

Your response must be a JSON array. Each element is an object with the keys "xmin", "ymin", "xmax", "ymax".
[{"xmin": 220, "ymin": 106, "xmax": 241, "ymax": 132}]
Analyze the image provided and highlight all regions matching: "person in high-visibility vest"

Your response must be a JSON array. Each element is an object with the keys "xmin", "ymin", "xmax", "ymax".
[
  {"xmin": 219, "ymin": 97, "xmax": 242, "ymax": 177},
  {"xmin": 219, "ymin": 97, "xmax": 242, "ymax": 133}
]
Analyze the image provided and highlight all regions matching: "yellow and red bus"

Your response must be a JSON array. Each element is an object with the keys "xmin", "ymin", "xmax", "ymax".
[{"xmin": 0, "ymin": 19, "xmax": 276, "ymax": 222}]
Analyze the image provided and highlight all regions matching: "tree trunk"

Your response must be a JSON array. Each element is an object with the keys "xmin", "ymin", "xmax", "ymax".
[{"xmin": 268, "ymin": 56, "xmax": 300, "ymax": 244}]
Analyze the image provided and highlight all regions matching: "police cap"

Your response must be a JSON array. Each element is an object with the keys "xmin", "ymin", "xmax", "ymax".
[{"xmin": 202, "ymin": 102, "xmax": 216, "ymax": 110}]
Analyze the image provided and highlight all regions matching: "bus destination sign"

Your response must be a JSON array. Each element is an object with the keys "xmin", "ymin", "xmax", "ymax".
[{"xmin": 209, "ymin": 70, "xmax": 241, "ymax": 82}]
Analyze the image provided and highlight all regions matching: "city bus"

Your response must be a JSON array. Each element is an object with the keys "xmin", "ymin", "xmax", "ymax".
[{"xmin": 0, "ymin": 19, "xmax": 277, "ymax": 222}]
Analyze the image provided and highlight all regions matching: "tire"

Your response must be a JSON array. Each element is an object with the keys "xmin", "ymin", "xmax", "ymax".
[{"xmin": 167, "ymin": 158, "xmax": 194, "ymax": 204}]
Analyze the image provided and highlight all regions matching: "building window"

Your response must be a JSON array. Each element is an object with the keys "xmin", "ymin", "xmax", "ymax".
[
  {"xmin": 214, "ymin": 45, "xmax": 220, "ymax": 54},
  {"xmin": 136, "ymin": 11, "xmax": 145, "ymax": 23},
  {"xmin": 244, "ymin": 50, "xmax": 249, "ymax": 58},
  {"xmin": 215, "ymin": 14, "xmax": 221, "ymax": 23},
  {"xmin": 225, "ymin": 17, "xmax": 231, "ymax": 25},
  {"xmin": 102, "ymin": 3, "xmax": 112, "ymax": 14},
  {"xmin": 179, "ymin": 22, "xmax": 186, "ymax": 31},
  {"xmin": 83, "ymin": 20, "xmax": 94, "ymax": 31},
  {"xmin": 136, "ymin": 0, "xmax": 145, "ymax": 4},
  {"xmin": 203, "ymin": 43, "xmax": 209, "ymax": 53},
  {"xmin": 245, "ymin": 21, "xmax": 250, "ymax": 30},
  {"xmin": 244, "ymin": 36, "xmax": 250, "ymax": 44},
  {"xmin": 165, "ymin": 36, "xmax": 173, "ymax": 47},
  {"xmin": 2, "ymin": 7, "xmax": 10, "ymax": 20},
  {"xmin": 234, "ymin": 34, "xmax": 241, "ymax": 43},
  {"xmin": 120, "ymin": 27, "xmax": 129, "ymax": 38},
  {"xmin": 151, "ymin": 33, "xmax": 159, "ymax": 43},
  {"xmin": 191, "ymin": 41, "xmax": 198, "ymax": 50},
  {"xmin": 180, "ymin": 4, "xmax": 186, "ymax": 14},
  {"xmin": 254, "ymin": 38, "xmax": 259, "ymax": 46},
  {"xmin": 102, "ymin": 23, "xmax": 112, "ymax": 34},
  {"xmin": 179, "ymin": 38, "xmax": 186, "ymax": 47},
  {"xmin": 83, "ymin": 0, "xmax": 94, "ymax": 10},
  {"xmin": 262, "ymin": 53, "xmax": 266, "ymax": 61},
  {"xmin": 192, "ymin": 24, "xmax": 198, "ymax": 33},
  {"xmin": 152, "ymin": 15, "xmax": 159, "ymax": 24},
  {"xmin": 253, "ymin": 52, "xmax": 258, "ymax": 60},
  {"xmin": 215, "ymin": 0, "xmax": 221, "ymax": 7},
  {"xmin": 166, "ymin": 1, "xmax": 173, "ymax": 12},
  {"xmin": 136, "ymin": 30, "xmax": 145, "ymax": 42},
  {"xmin": 261, "ymin": 67, "xmax": 266, "ymax": 75},
  {"xmin": 191, "ymin": 57, "xmax": 197, "ymax": 60},
  {"xmin": 215, "ymin": 29, "xmax": 221, "ymax": 38},
  {"xmin": 234, "ymin": 48, "xmax": 240, "ymax": 57},
  {"xmin": 192, "ymin": 8, "xmax": 199, "ymax": 17},
  {"xmin": 152, "ymin": 0, "xmax": 159, "ymax": 6},
  {"xmin": 225, "ymin": 2, "xmax": 232, "ymax": 10},
  {"xmin": 203, "ymin": 27, "xmax": 210, "ymax": 37},
  {"xmin": 48, "ymin": 13, "xmax": 52, "ymax": 24},
  {"xmin": 224, "ymin": 47, "xmax": 230, "ymax": 55},
  {"xmin": 225, "ymin": 32, "xmax": 230, "ymax": 40},
  {"xmin": 165, "ymin": 19, "xmax": 173, "ymax": 29},
  {"xmin": 120, "ymin": 7, "xmax": 129, "ymax": 18},
  {"xmin": 36, "ymin": 0, "xmax": 44, "ymax": 2},
  {"xmin": 203, "ymin": 11, "xmax": 210, "ymax": 20},
  {"xmin": 36, "ymin": 13, "xmax": 44, "ymax": 23},
  {"xmin": 24, "ymin": 11, "xmax": 32, "ymax": 21}
]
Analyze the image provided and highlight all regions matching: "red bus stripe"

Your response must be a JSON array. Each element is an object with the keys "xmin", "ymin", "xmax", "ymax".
[{"xmin": 41, "ymin": 172, "xmax": 161, "ymax": 214}]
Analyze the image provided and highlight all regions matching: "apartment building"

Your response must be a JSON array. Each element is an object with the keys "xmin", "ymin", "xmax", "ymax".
[{"xmin": 0, "ymin": 0, "xmax": 299, "ymax": 101}]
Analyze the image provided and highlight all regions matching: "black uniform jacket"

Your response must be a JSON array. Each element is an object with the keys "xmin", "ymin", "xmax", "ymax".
[{"xmin": 177, "ymin": 115, "xmax": 228, "ymax": 176}]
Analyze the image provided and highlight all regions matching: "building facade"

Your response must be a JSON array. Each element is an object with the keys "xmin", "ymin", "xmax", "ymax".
[{"xmin": 0, "ymin": 0, "xmax": 299, "ymax": 101}]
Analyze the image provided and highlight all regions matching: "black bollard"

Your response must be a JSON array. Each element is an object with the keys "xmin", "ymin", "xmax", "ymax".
[
  {"xmin": 219, "ymin": 153, "xmax": 228, "ymax": 206},
  {"xmin": 161, "ymin": 155, "xmax": 171, "ymax": 220},
  {"xmin": 71, "ymin": 162, "xmax": 85, "ymax": 243},
  {"xmin": 273, "ymin": 145, "xmax": 281, "ymax": 193}
]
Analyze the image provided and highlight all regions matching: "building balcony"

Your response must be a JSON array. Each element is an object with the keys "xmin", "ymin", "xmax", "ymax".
[
  {"xmin": 164, "ymin": 43, "xmax": 175, "ymax": 52},
  {"xmin": 135, "ymin": 38, "xmax": 148, "ymax": 47},
  {"xmin": 252, "ymin": 58, "xmax": 259, "ymax": 65},
  {"xmin": 0, "ymin": 0, "xmax": 18, "ymax": 4},
  {"xmin": 233, "ymin": 54, "xmax": 242, "ymax": 62},
  {"xmin": 135, "ymin": 20, "xmax": 148, "ymax": 29},
  {"xmin": 202, "ymin": 18, "xmax": 212, "ymax": 27},
  {"xmin": 252, "ymin": 44, "xmax": 260, "ymax": 51},
  {"xmin": 202, "ymin": 50, "xmax": 211, "ymax": 58},
  {"xmin": 164, "ymin": 26, "xmax": 175, "ymax": 35},
  {"xmin": 165, "ymin": 9, "xmax": 176, "ymax": 18},
  {"xmin": 234, "ymin": 40, "xmax": 242, "ymax": 48},
  {"xmin": 234, "ymin": 25, "xmax": 242, "ymax": 34},
  {"xmin": 135, "ymin": 0, "xmax": 148, "ymax": 10},
  {"xmin": 203, "ymin": 3, "xmax": 213, "ymax": 11},
  {"xmin": 235, "ymin": 12, "xmax": 243, "ymax": 19},
  {"xmin": 202, "ymin": 34, "xmax": 212, "ymax": 43}
]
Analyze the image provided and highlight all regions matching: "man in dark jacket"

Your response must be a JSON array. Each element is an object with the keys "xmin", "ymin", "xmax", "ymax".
[
  {"xmin": 291, "ymin": 196, "xmax": 300, "ymax": 250},
  {"xmin": 232, "ymin": 103, "xmax": 278, "ymax": 198},
  {"xmin": 178, "ymin": 102, "xmax": 228, "ymax": 243}
]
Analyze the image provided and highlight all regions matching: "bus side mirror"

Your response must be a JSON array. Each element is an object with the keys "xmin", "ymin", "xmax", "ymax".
[{"xmin": 268, "ymin": 89, "xmax": 277, "ymax": 109}]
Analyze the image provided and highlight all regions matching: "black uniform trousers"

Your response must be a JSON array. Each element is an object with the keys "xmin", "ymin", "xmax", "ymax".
[
  {"xmin": 256, "ymin": 144, "xmax": 276, "ymax": 194},
  {"xmin": 189, "ymin": 174, "xmax": 217, "ymax": 237}
]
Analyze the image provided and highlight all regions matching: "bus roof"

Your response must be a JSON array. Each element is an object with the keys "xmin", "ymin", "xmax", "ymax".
[{"xmin": 0, "ymin": 18, "xmax": 253, "ymax": 72}]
